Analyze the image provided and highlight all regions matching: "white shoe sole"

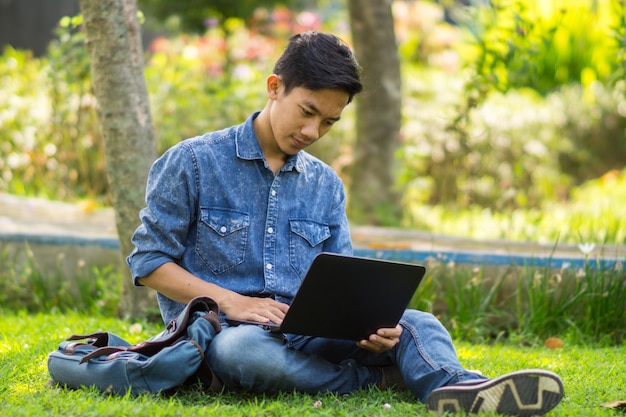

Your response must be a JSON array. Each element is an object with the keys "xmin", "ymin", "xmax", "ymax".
[{"xmin": 426, "ymin": 369, "xmax": 564, "ymax": 416}]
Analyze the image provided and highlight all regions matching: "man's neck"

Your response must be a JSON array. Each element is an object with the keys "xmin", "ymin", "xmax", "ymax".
[{"xmin": 253, "ymin": 108, "xmax": 287, "ymax": 175}]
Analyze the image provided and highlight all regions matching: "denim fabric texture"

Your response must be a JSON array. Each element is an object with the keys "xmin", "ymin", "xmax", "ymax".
[
  {"xmin": 208, "ymin": 310, "xmax": 485, "ymax": 401},
  {"xmin": 127, "ymin": 112, "xmax": 352, "ymax": 324},
  {"xmin": 127, "ymin": 112, "xmax": 485, "ymax": 400}
]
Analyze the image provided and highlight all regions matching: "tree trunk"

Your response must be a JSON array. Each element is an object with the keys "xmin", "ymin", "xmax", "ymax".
[
  {"xmin": 79, "ymin": 0, "xmax": 157, "ymax": 319},
  {"xmin": 347, "ymin": 0, "xmax": 402, "ymax": 225}
]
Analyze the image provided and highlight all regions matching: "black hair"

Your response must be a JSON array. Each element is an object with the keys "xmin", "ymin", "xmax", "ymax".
[{"xmin": 273, "ymin": 31, "xmax": 363, "ymax": 103}]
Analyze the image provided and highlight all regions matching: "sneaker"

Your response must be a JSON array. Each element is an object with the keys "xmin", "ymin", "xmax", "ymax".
[
  {"xmin": 380, "ymin": 366, "xmax": 407, "ymax": 390},
  {"xmin": 426, "ymin": 369, "xmax": 564, "ymax": 416}
]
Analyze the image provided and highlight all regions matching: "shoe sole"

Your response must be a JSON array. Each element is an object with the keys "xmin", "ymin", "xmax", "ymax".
[{"xmin": 426, "ymin": 369, "xmax": 564, "ymax": 416}]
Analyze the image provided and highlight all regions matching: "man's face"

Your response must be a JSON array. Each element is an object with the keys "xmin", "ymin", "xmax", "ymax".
[{"xmin": 268, "ymin": 77, "xmax": 350, "ymax": 156}]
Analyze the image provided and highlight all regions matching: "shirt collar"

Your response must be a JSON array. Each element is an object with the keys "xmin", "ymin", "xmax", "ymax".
[{"xmin": 235, "ymin": 112, "xmax": 305, "ymax": 173}]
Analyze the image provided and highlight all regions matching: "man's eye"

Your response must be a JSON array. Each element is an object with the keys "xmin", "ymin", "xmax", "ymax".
[{"xmin": 301, "ymin": 108, "xmax": 313, "ymax": 116}]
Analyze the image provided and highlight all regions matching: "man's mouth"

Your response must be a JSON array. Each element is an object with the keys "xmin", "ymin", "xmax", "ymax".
[{"xmin": 291, "ymin": 136, "xmax": 309, "ymax": 149}]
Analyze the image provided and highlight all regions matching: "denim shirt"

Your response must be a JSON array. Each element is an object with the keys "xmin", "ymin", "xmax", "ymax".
[{"xmin": 127, "ymin": 112, "xmax": 353, "ymax": 323}]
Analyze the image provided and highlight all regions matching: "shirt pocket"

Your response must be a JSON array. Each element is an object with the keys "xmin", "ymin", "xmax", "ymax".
[
  {"xmin": 289, "ymin": 219, "xmax": 331, "ymax": 277},
  {"xmin": 197, "ymin": 207, "xmax": 249, "ymax": 274}
]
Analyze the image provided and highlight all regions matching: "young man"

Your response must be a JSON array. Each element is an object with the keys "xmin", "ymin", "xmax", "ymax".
[{"xmin": 127, "ymin": 31, "xmax": 564, "ymax": 415}]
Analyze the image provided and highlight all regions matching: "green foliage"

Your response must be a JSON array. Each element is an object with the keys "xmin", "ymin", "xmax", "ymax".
[
  {"xmin": 395, "ymin": 0, "xmax": 626, "ymax": 214},
  {"xmin": 515, "ymin": 259, "xmax": 626, "ymax": 345},
  {"xmin": 138, "ymin": 0, "xmax": 299, "ymax": 34},
  {"xmin": 144, "ymin": 29, "xmax": 274, "ymax": 153},
  {"xmin": 0, "ymin": 245, "xmax": 121, "ymax": 316},
  {"xmin": 0, "ymin": 16, "xmax": 106, "ymax": 203},
  {"xmin": 408, "ymin": 256, "xmax": 626, "ymax": 346},
  {"xmin": 394, "ymin": 1, "xmax": 461, "ymax": 68},
  {"xmin": 3, "ymin": 240, "xmax": 624, "ymax": 345},
  {"xmin": 460, "ymin": 0, "xmax": 620, "ymax": 95},
  {"xmin": 2, "ymin": 311, "xmax": 625, "ymax": 416},
  {"xmin": 2, "ymin": 0, "xmax": 624, "ymax": 223},
  {"xmin": 512, "ymin": 260, "xmax": 624, "ymax": 345},
  {"xmin": 411, "ymin": 263, "xmax": 509, "ymax": 342},
  {"xmin": 0, "ymin": 7, "xmax": 346, "ymax": 204},
  {"xmin": 45, "ymin": 15, "xmax": 108, "ymax": 201},
  {"xmin": 402, "ymin": 168, "xmax": 626, "ymax": 245},
  {"xmin": 0, "ymin": 46, "xmax": 50, "ymax": 197},
  {"xmin": 398, "ymin": 65, "xmax": 626, "ymax": 212}
]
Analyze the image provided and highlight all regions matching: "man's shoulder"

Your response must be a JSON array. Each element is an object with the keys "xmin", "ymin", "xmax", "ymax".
[
  {"xmin": 297, "ymin": 151, "xmax": 337, "ymax": 175},
  {"xmin": 182, "ymin": 125, "xmax": 237, "ymax": 148},
  {"xmin": 164, "ymin": 125, "xmax": 240, "ymax": 161}
]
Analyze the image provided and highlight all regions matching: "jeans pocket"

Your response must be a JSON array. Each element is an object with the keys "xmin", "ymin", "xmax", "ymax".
[
  {"xmin": 289, "ymin": 219, "xmax": 330, "ymax": 276},
  {"xmin": 197, "ymin": 207, "xmax": 249, "ymax": 274}
]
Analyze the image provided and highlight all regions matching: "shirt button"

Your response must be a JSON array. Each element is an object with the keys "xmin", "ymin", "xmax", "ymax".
[
  {"xmin": 271, "ymin": 190, "xmax": 276, "ymax": 196},
  {"xmin": 267, "ymin": 227, "xmax": 273, "ymax": 234},
  {"xmin": 266, "ymin": 263, "xmax": 273, "ymax": 270},
  {"xmin": 220, "ymin": 226, "xmax": 227, "ymax": 233}
]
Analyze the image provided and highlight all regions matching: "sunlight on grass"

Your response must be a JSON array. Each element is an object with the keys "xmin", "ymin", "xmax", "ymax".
[
  {"xmin": 404, "ymin": 169, "xmax": 626, "ymax": 245},
  {"xmin": 456, "ymin": 342, "xmax": 563, "ymax": 376},
  {"xmin": 0, "ymin": 311, "xmax": 624, "ymax": 417},
  {"xmin": 455, "ymin": 341, "xmax": 625, "ymax": 417},
  {"xmin": 0, "ymin": 331, "xmax": 23, "ymax": 354},
  {"xmin": 9, "ymin": 382, "xmax": 39, "ymax": 397}
]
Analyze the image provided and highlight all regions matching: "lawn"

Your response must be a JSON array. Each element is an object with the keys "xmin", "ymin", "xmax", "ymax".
[{"xmin": 1, "ymin": 310, "xmax": 624, "ymax": 416}]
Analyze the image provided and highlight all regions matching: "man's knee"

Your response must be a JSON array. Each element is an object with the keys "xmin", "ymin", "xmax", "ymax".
[
  {"xmin": 208, "ymin": 324, "xmax": 280, "ymax": 369},
  {"xmin": 400, "ymin": 309, "xmax": 452, "ymax": 336},
  {"xmin": 401, "ymin": 309, "xmax": 439, "ymax": 326}
]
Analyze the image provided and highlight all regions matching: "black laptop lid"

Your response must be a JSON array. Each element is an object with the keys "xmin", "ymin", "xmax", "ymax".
[{"xmin": 279, "ymin": 252, "xmax": 426, "ymax": 340}]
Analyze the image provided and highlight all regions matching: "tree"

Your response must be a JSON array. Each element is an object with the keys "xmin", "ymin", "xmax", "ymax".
[
  {"xmin": 79, "ymin": 0, "xmax": 157, "ymax": 318},
  {"xmin": 347, "ymin": 0, "xmax": 402, "ymax": 225}
]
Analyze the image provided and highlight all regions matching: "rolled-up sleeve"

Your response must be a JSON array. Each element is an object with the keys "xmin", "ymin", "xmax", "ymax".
[{"xmin": 126, "ymin": 142, "xmax": 198, "ymax": 285}]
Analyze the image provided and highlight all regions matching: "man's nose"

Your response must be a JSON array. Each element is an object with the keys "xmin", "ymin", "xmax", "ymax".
[{"xmin": 301, "ymin": 120, "xmax": 320, "ymax": 141}]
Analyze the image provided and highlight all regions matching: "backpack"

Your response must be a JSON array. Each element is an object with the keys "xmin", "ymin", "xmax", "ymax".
[{"xmin": 47, "ymin": 296, "xmax": 222, "ymax": 395}]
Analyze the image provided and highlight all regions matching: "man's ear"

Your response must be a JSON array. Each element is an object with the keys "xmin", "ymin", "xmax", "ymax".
[{"xmin": 267, "ymin": 74, "xmax": 281, "ymax": 99}]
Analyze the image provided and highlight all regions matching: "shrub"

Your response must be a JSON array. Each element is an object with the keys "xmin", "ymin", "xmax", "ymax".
[
  {"xmin": 0, "ymin": 47, "xmax": 54, "ymax": 197},
  {"xmin": 398, "ymin": 68, "xmax": 626, "ymax": 212},
  {"xmin": 459, "ymin": 0, "xmax": 620, "ymax": 95},
  {"xmin": 0, "ymin": 1, "xmax": 624, "ymax": 243},
  {"xmin": 0, "ymin": 16, "xmax": 106, "ymax": 203},
  {"xmin": 401, "ymin": 168, "xmax": 626, "ymax": 245},
  {"xmin": 4, "ymin": 243, "xmax": 623, "ymax": 345},
  {"xmin": 0, "ymin": 8, "xmax": 353, "ymax": 204},
  {"xmin": 393, "ymin": 0, "xmax": 624, "ymax": 215},
  {"xmin": 0, "ymin": 245, "xmax": 121, "ymax": 315},
  {"xmin": 144, "ymin": 27, "xmax": 276, "ymax": 154},
  {"xmin": 408, "ymin": 256, "xmax": 626, "ymax": 345}
]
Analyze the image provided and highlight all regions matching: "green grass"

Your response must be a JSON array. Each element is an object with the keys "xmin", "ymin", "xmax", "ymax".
[{"xmin": 1, "ymin": 311, "xmax": 624, "ymax": 416}]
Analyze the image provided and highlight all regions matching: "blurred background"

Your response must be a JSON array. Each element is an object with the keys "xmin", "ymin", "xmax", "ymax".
[{"xmin": 1, "ymin": 0, "xmax": 625, "ymax": 245}]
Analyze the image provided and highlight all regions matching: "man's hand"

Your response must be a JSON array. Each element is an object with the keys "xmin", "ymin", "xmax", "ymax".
[
  {"xmin": 222, "ymin": 292, "xmax": 290, "ymax": 325},
  {"xmin": 138, "ymin": 263, "xmax": 290, "ymax": 325},
  {"xmin": 357, "ymin": 324, "xmax": 402, "ymax": 353}
]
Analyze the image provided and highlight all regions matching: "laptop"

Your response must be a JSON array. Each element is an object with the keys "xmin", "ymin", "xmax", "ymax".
[{"xmin": 226, "ymin": 252, "xmax": 426, "ymax": 340}]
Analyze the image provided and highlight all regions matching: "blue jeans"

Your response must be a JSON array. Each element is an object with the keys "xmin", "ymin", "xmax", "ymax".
[{"xmin": 207, "ymin": 309, "xmax": 485, "ymax": 402}]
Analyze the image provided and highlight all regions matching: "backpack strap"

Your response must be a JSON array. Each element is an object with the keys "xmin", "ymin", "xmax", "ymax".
[
  {"xmin": 67, "ymin": 332, "xmax": 115, "ymax": 347},
  {"xmin": 75, "ymin": 296, "xmax": 221, "ymax": 363},
  {"xmin": 132, "ymin": 297, "xmax": 221, "ymax": 356},
  {"xmin": 78, "ymin": 347, "xmax": 127, "ymax": 363},
  {"xmin": 61, "ymin": 332, "xmax": 131, "ymax": 357}
]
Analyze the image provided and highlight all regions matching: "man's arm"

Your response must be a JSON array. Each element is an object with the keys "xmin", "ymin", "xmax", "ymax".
[{"xmin": 138, "ymin": 262, "xmax": 289, "ymax": 324}]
